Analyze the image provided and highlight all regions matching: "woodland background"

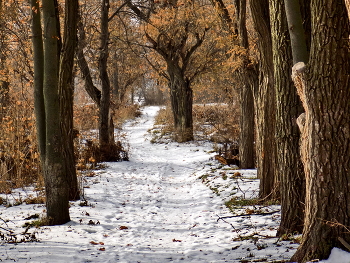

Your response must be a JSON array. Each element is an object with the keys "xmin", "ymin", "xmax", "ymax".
[{"xmin": 0, "ymin": 0, "xmax": 349, "ymax": 262}]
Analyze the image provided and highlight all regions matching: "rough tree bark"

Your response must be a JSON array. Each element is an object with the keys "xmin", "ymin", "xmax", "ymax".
[
  {"xmin": 41, "ymin": 0, "xmax": 70, "ymax": 225},
  {"xmin": 269, "ymin": 0, "xmax": 305, "ymax": 236},
  {"xmin": 290, "ymin": 0, "xmax": 350, "ymax": 261},
  {"xmin": 250, "ymin": 0, "xmax": 277, "ymax": 199},
  {"xmin": 59, "ymin": 0, "xmax": 79, "ymax": 201},
  {"xmin": 167, "ymin": 63, "xmax": 193, "ymax": 142}
]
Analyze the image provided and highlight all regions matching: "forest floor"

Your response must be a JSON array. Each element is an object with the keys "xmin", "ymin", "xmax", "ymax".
[{"xmin": 0, "ymin": 106, "xmax": 348, "ymax": 262}]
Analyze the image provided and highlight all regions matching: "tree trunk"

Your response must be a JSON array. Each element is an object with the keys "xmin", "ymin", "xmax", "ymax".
[
  {"xmin": 239, "ymin": 84, "xmax": 255, "ymax": 168},
  {"xmin": 30, "ymin": 0, "xmax": 46, "ymax": 162},
  {"xmin": 0, "ymin": 0, "xmax": 10, "ymax": 122},
  {"xmin": 269, "ymin": 0, "xmax": 305, "ymax": 236},
  {"xmin": 99, "ymin": 0, "xmax": 115, "ymax": 154},
  {"xmin": 76, "ymin": 18, "xmax": 101, "ymax": 106},
  {"xmin": 250, "ymin": 0, "xmax": 277, "ymax": 199},
  {"xmin": 283, "ymin": 0, "xmax": 309, "ymax": 64},
  {"xmin": 209, "ymin": 0, "xmax": 256, "ymax": 168},
  {"xmin": 291, "ymin": 0, "xmax": 350, "ymax": 261},
  {"xmin": 234, "ymin": 0, "xmax": 256, "ymax": 169},
  {"xmin": 168, "ymin": 63, "xmax": 193, "ymax": 142},
  {"xmin": 42, "ymin": 0, "xmax": 70, "ymax": 225},
  {"xmin": 59, "ymin": 0, "xmax": 79, "ymax": 201}
]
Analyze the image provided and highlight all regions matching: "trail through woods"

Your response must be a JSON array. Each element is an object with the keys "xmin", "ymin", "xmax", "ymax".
[{"xmin": 0, "ymin": 106, "xmax": 347, "ymax": 262}]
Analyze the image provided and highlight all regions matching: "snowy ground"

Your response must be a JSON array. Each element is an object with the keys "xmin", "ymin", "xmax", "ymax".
[{"xmin": 0, "ymin": 106, "xmax": 348, "ymax": 262}]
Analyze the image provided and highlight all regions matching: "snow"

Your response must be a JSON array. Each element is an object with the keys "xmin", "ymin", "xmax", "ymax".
[
  {"xmin": 0, "ymin": 105, "xmax": 349, "ymax": 262},
  {"xmin": 320, "ymin": 248, "xmax": 350, "ymax": 263}
]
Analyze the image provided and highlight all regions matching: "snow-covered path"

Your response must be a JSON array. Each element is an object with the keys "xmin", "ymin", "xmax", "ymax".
[
  {"xmin": 1, "ymin": 106, "xmax": 348, "ymax": 263},
  {"xmin": 95, "ymin": 106, "xmax": 236, "ymax": 262},
  {"xmin": 0, "ymin": 106, "xmax": 237, "ymax": 262}
]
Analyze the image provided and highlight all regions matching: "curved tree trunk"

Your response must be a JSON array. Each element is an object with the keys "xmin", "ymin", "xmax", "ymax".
[
  {"xmin": 269, "ymin": 0, "xmax": 305, "ymax": 236},
  {"xmin": 59, "ymin": 0, "xmax": 79, "ymax": 201},
  {"xmin": 250, "ymin": 0, "xmax": 277, "ymax": 199},
  {"xmin": 291, "ymin": 0, "xmax": 350, "ymax": 261}
]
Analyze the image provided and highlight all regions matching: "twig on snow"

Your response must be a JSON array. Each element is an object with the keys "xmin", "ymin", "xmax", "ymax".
[{"xmin": 217, "ymin": 210, "xmax": 280, "ymax": 221}]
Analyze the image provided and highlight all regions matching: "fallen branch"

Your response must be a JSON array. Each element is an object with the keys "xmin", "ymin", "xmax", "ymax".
[
  {"xmin": 338, "ymin": 237, "xmax": 350, "ymax": 252},
  {"xmin": 217, "ymin": 210, "xmax": 280, "ymax": 221}
]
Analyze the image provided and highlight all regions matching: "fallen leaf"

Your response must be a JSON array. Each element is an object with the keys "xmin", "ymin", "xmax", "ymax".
[{"xmin": 245, "ymin": 209, "xmax": 255, "ymax": 215}]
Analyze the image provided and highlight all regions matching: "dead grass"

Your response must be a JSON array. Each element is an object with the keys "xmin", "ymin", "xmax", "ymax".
[
  {"xmin": 150, "ymin": 103, "xmax": 240, "ymax": 147},
  {"xmin": 0, "ymin": 97, "xmax": 42, "ymax": 194}
]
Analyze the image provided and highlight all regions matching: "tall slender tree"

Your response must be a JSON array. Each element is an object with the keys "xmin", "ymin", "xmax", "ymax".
[
  {"xmin": 41, "ymin": 0, "xmax": 70, "ymax": 224},
  {"xmin": 99, "ymin": 0, "xmax": 114, "ymax": 151},
  {"xmin": 59, "ymin": 0, "xmax": 80, "ymax": 200},
  {"xmin": 31, "ymin": 0, "xmax": 79, "ymax": 224}
]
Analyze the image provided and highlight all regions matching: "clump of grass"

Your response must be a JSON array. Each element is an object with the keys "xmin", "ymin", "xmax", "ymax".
[
  {"xmin": 225, "ymin": 197, "xmax": 260, "ymax": 212},
  {"xmin": 114, "ymin": 104, "xmax": 142, "ymax": 127},
  {"xmin": 209, "ymin": 186, "xmax": 220, "ymax": 196},
  {"xmin": 198, "ymin": 174, "xmax": 210, "ymax": 182},
  {"xmin": 22, "ymin": 217, "xmax": 51, "ymax": 228},
  {"xmin": 278, "ymin": 233, "xmax": 302, "ymax": 244},
  {"xmin": 23, "ymin": 193, "xmax": 45, "ymax": 204}
]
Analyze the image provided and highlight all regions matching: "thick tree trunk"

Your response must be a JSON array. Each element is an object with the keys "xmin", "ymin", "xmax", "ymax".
[
  {"xmin": 30, "ymin": 0, "xmax": 46, "ymax": 162},
  {"xmin": 59, "ymin": 0, "xmax": 79, "ymax": 201},
  {"xmin": 168, "ymin": 63, "xmax": 193, "ymax": 142},
  {"xmin": 165, "ymin": 58, "xmax": 196, "ymax": 143},
  {"xmin": 269, "ymin": 0, "xmax": 305, "ymax": 236},
  {"xmin": 250, "ymin": 0, "xmax": 277, "ymax": 199},
  {"xmin": 42, "ymin": 0, "xmax": 70, "ymax": 225},
  {"xmin": 291, "ymin": 0, "xmax": 350, "ymax": 261}
]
